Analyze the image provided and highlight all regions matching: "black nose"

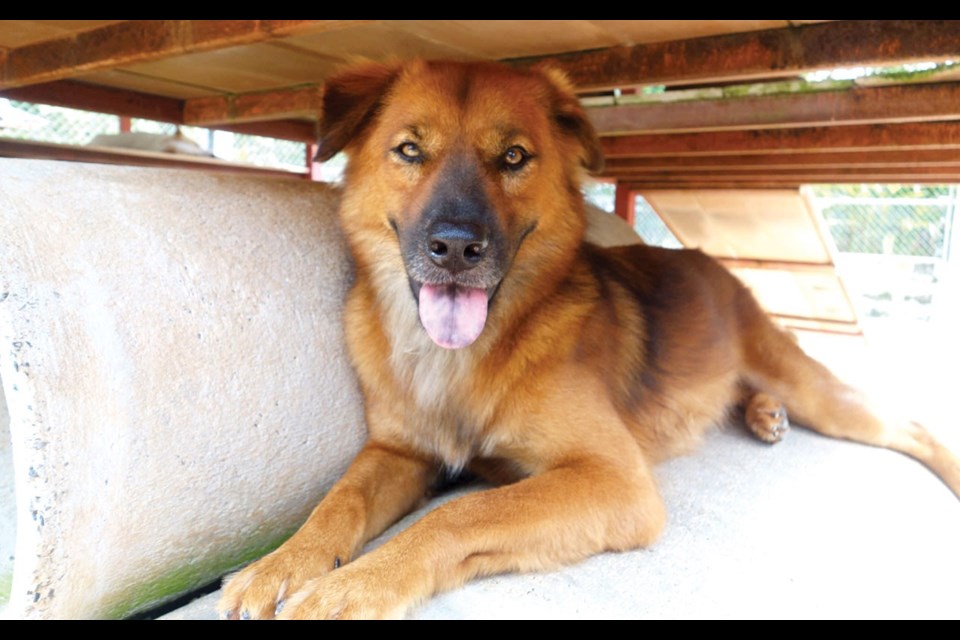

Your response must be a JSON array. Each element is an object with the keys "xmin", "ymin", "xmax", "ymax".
[{"xmin": 426, "ymin": 220, "xmax": 488, "ymax": 272}]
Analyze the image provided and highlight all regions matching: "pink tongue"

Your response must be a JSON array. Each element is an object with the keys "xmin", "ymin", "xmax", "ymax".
[{"xmin": 418, "ymin": 284, "xmax": 488, "ymax": 349}]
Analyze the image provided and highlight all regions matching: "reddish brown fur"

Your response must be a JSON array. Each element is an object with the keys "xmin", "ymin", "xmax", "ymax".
[{"xmin": 219, "ymin": 59, "xmax": 960, "ymax": 620}]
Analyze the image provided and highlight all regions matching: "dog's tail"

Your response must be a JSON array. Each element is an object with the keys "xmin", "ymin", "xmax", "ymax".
[{"xmin": 736, "ymin": 292, "xmax": 960, "ymax": 500}]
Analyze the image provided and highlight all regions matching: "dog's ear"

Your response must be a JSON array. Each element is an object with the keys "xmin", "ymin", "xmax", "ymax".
[
  {"xmin": 538, "ymin": 66, "xmax": 605, "ymax": 174},
  {"xmin": 316, "ymin": 61, "xmax": 401, "ymax": 162}
]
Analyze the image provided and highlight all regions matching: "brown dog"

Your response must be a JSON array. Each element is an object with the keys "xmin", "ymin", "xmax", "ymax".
[{"xmin": 218, "ymin": 59, "xmax": 960, "ymax": 619}]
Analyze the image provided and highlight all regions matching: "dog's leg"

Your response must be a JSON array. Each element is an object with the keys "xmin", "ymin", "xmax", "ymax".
[
  {"xmin": 739, "ymin": 302, "xmax": 960, "ymax": 498},
  {"xmin": 217, "ymin": 442, "xmax": 435, "ymax": 620},
  {"xmin": 272, "ymin": 372, "xmax": 666, "ymax": 620},
  {"xmin": 275, "ymin": 454, "xmax": 666, "ymax": 619}
]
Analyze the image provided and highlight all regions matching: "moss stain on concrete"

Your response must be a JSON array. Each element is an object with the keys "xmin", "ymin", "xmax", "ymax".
[{"xmin": 103, "ymin": 528, "xmax": 297, "ymax": 619}]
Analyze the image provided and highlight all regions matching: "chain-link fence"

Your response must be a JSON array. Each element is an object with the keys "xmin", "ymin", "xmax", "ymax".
[
  {"xmin": 817, "ymin": 195, "xmax": 948, "ymax": 258},
  {"xmin": 2, "ymin": 100, "xmax": 118, "ymax": 143},
  {"xmin": 583, "ymin": 181, "xmax": 684, "ymax": 249},
  {"xmin": 1, "ymin": 99, "xmax": 307, "ymax": 172},
  {"xmin": 633, "ymin": 196, "xmax": 683, "ymax": 249},
  {"xmin": 808, "ymin": 187, "xmax": 957, "ymax": 324}
]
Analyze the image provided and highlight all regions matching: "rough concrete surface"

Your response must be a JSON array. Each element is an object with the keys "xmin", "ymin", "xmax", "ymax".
[
  {"xmin": 0, "ymin": 160, "xmax": 366, "ymax": 618},
  {"xmin": 164, "ymin": 425, "xmax": 960, "ymax": 620}
]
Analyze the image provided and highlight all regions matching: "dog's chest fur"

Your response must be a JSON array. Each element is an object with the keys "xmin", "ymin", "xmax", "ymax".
[{"xmin": 374, "ymin": 272, "xmax": 501, "ymax": 470}]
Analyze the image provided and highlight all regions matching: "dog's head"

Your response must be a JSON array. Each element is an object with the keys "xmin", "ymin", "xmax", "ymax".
[{"xmin": 318, "ymin": 59, "xmax": 603, "ymax": 349}]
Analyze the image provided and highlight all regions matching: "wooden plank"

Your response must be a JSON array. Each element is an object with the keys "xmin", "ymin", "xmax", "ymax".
[
  {"xmin": 589, "ymin": 82, "xmax": 960, "ymax": 135},
  {"xmin": 0, "ymin": 20, "xmax": 127, "ymax": 48},
  {"xmin": 511, "ymin": 20, "xmax": 960, "ymax": 91},
  {"xmin": 604, "ymin": 149, "xmax": 960, "ymax": 171},
  {"xmin": 123, "ymin": 42, "xmax": 342, "ymax": 95},
  {"xmin": 0, "ymin": 20, "xmax": 374, "ymax": 89},
  {"xmin": 616, "ymin": 172, "xmax": 960, "ymax": 189},
  {"xmin": 599, "ymin": 122, "xmax": 960, "ymax": 158},
  {"xmin": 607, "ymin": 173, "xmax": 960, "ymax": 189},
  {"xmin": 631, "ymin": 178, "xmax": 960, "ymax": 187},
  {"xmin": 2, "ymin": 79, "xmax": 183, "ymax": 122},
  {"xmin": 183, "ymin": 85, "xmax": 323, "ymax": 126},
  {"xmin": 587, "ymin": 20, "xmax": 794, "ymax": 49},
  {"xmin": 606, "ymin": 166, "xmax": 960, "ymax": 180},
  {"xmin": 618, "ymin": 170, "xmax": 960, "ymax": 187},
  {"xmin": 624, "ymin": 181, "xmax": 810, "ymax": 190},
  {"xmin": 384, "ymin": 20, "xmax": 622, "ymax": 60}
]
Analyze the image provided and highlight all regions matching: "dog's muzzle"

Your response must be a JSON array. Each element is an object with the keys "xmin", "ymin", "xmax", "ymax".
[
  {"xmin": 414, "ymin": 219, "xmax": 491, "ymax": 349},
  {"xmin": 399, "ymin": 155, "xmax": 511, "ymax": 350}
]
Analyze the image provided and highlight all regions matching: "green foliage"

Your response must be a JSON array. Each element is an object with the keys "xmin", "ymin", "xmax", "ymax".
[{"xmin": 808, "ymin": 184, "xmax": 951, "ymax": 198}]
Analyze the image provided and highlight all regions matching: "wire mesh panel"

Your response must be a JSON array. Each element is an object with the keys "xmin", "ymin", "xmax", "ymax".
[
  {"xmin": 1, "ymin": 100, "xmax": 307, "ymax": 173},
  {"xmin": 817, "ymin": 194, "xmax": 948, "ymax": 258},
  {"xmin": 2, "ymin": 100, "xmax": 119, "ymax": 144},
  {"xmin": 808, "ymin": 185, "xmax": 956, "ymax": 324},
  {"xmin": 581, "ymin": 182, "xmax": 683, "ymax": 249},
  {"xmin": 633, "ymin": 195, "xmax": 682, "ymax": 249},
  {"xmin": 209, "ymin": 130, "xmax": 306, "ymax": 172}
]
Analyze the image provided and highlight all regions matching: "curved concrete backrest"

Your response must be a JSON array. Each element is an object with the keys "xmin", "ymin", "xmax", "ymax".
[{"xmin": 0, "ymin": 160, "xmax": 366, "ymax": 618}]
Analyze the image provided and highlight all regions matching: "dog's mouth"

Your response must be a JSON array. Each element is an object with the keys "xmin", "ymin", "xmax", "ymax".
[
  {"xmin": 399, "ymin": 220, "xmax": 535, "ymax": 351},
  {"xmin": 393, "ymin": 211, "xmax": 533, "ymax": 351},
  {"xmin": 417, "ymin": 283, "xmax": 490, "ymax": 350}
]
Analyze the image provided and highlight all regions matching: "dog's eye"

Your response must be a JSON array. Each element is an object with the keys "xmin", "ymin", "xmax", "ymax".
[
  {"xmin": 502, "ymin": 146, "xmax": 530, "ymax": 171},
  {"xmin": 395, "ymin": 142, "xmax": 423, "ymax": 163}
]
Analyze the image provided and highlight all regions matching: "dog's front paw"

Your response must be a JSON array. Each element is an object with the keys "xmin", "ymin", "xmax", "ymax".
[
  {"xmin": 218, "ymin": 544, "xmax": 345, "ymax": 620},
  {"xmin": 275, "ymin": 557, "xmax": 415, "ymax": 620}
]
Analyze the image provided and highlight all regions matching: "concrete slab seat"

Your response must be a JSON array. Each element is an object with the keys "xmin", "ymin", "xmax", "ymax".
[
  {"xmin": 0, "ymin": 160, "xmax": 365, "ymax": 618},
  {"xmin": 1, "ymin": 160, "xmax": 958, "ymax": 619}
]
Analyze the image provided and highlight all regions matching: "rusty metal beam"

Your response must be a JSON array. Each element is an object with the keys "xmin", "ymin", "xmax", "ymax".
[
  {"xmin": 604, "ymin": 148, "xmax": 960, "ymax": 171},
  {"xmin": 589, "ymin": 83, "xmax": 960, "ymax": 135},
  {"xmin": 607, "ymin": 166, "xmax": 960, "ymax": 180},
  {"xmin": 2, "ymin": 79, "xmax": 183, "ymax": 122},
  {"xmin": 613, "ymin": 184, "xmax": 636, "ymax": 223},
  {"xmin": 0, "ymin": 20, "xmax": 373, "ymax": 89},
  {"xmin": 626, "ymin": 182, "xmax": 808, "ymax": 189},
  {"xmin": 183, "ymin": 85, "xmax": 323, "ymax": 127},
  {"xmin": 511, "ymin": 20, "xmax": 960, "ymax": 92},
  {"xmin": 609, "ymin": 165, "xmax": 960, "ymax": 186},
  {"xmin": 622, "ymin": 179, "xmax": 955, "ymax": 189},
  {"xmin": 599, "ymin": 122, "xmax": 960, "ymax": 158}
]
